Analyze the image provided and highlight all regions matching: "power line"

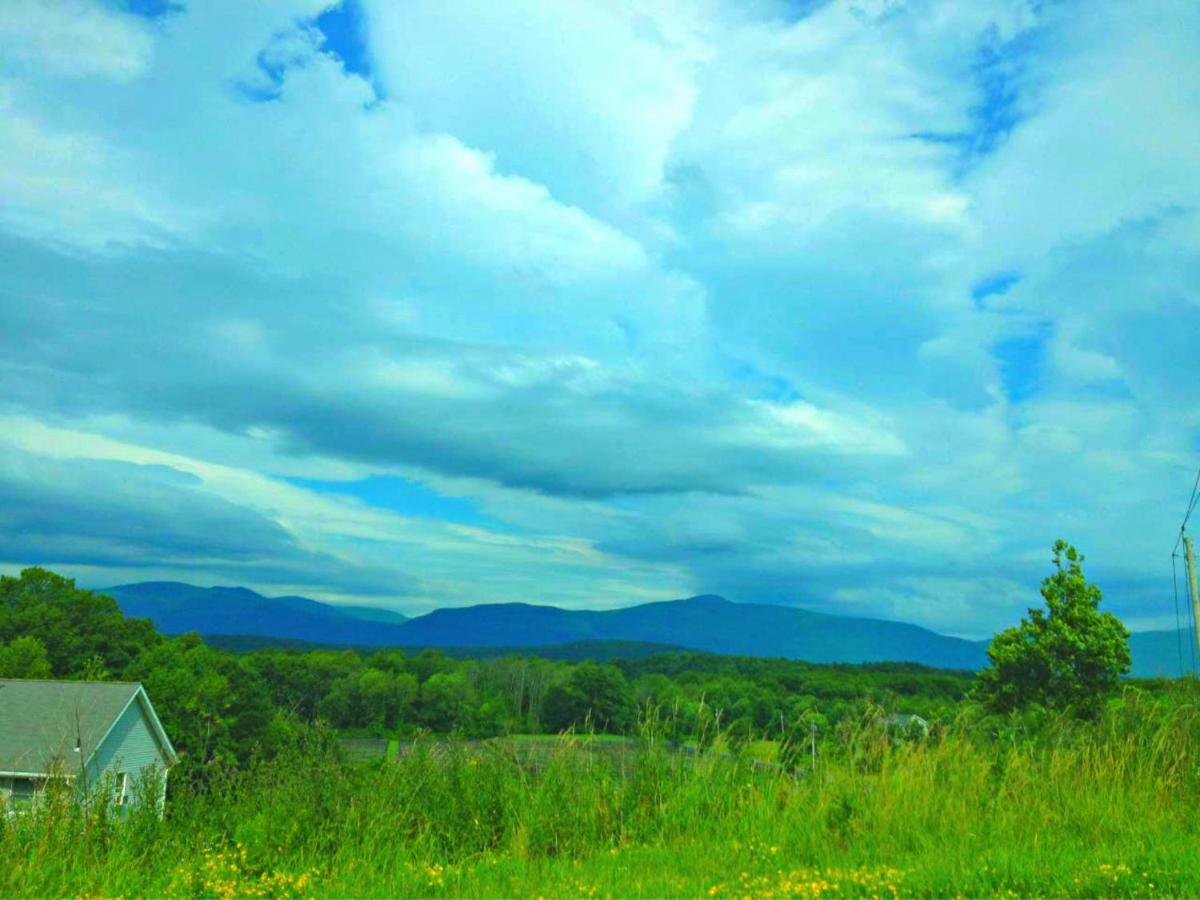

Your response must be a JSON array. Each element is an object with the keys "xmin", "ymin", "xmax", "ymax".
[{"xmin": 1172, "ymin": 464, "xmax": 1200, "ymax": 556}]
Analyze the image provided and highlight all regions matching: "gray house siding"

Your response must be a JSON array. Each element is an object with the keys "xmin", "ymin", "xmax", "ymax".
[
  {"xmin": 88, "ymin": 697, "xmax": 171, "ymax": 809},
  {"xmin": 90, "ymin": 698, "xmax": 170, "ymax": 780}
]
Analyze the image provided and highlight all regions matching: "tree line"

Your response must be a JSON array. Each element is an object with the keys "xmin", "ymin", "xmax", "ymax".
[
  {"xmin": 1, "ymin": 567, "xmax": 972, "ymax": 780},
  {"xmin": 0, "ymin": 542, "xmax": 1137, "ymax": 782}
]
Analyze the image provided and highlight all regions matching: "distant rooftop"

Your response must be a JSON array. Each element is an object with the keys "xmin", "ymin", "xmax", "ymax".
[{"xmin": 0, "ymin": 679, "xmax": 142, "ymax": 775}]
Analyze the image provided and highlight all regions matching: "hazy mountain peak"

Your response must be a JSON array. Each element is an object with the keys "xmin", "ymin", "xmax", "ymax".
[{"xmin": 678, "ymin": 594, "xmax": 732, "ymax": 606}]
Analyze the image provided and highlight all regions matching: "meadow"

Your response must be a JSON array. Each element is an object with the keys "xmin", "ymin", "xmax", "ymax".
[{"xmin": 2, "ymin": 684, "xmax": 1198, "ymax": 899}]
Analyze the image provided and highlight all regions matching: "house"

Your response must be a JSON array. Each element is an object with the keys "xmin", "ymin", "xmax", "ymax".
[
  {"xmin": 882, "ymin": 712, "xmax": 929, "ymax": 737},
  {"xmin": 0, "ymin": 679, "xmax": 177, "ymax": 814}
]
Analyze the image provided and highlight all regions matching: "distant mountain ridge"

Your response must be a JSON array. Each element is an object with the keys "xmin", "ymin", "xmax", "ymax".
[
  {"xmin": 1127, "ymin": 629, "xmax": 1196, "ymax": 679},
  {"xmin": 105, "ymin": 582, "xmax": 409, "ymax": 646},
  {"xmin": 392, "ymin": 594, "xmax": 989, "ymax": 669},
  {"xmin": 104, "ymin": 582, "xmax": 1186, "ymax": 676},
  {"xmin": 105, "ymin": 582, "xmax": 985, "ymax": 668}
]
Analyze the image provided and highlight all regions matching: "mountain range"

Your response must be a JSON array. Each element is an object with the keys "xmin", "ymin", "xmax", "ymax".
[
  {"xmin": 104, "ymin": 581, "xmax": 1188, "ymax": 677},
  {"xmin": 107, "ymin": 582, "xmax": 408, "ymax": 646}
]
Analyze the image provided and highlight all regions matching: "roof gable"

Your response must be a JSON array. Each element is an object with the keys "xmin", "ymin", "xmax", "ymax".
[{"xmin": 0, "ymin": 679, "xmax": 144, "ymax": 776}]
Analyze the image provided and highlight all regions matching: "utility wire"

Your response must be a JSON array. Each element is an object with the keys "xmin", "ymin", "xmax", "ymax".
[{"xmin": 1172, "ymin": 464, "xmax": 1200, "ymax": 556}]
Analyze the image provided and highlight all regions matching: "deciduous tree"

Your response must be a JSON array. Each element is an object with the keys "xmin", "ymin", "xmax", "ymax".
[
  {"xmin": 0, "ymin": 635, "xmax": 52, "ymax": 678},
  {"xmin": 974, "ymin": 540, "xmax": 1130, "ymax": 717}
]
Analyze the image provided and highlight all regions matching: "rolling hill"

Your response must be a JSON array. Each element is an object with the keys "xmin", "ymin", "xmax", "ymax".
[{"xmin": 203, "ymin": 635, "xmax": 691, "ymax": 661}]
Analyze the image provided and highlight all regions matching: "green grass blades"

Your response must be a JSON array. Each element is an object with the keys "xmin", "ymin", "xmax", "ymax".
[{"xmin": 1, "ymin": 685, "xmax": 1198, "ymax": 898}]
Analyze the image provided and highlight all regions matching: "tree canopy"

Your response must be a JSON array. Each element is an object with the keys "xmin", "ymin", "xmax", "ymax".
[{"xmin": 974, "ymin": 540, "xmax": 1130, "ymax": 716}]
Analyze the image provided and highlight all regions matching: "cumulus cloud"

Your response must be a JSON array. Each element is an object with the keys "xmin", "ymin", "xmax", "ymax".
[
  {"xmin": 0, "ymin": 0, "xmax": 153, "ymax": 82},
  {"xmin": 0, "ymin": 0, "xmax": 1195, "ymax": 636},
  {"xmin": 363, "ymin": 0, "xmax": 703, "ymax": 210}
]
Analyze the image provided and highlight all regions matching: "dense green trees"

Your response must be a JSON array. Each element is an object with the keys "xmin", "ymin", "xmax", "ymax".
[
  {"xmin": 974, "ymin": 540, "xmax": 1131, "ymax": 716},
  {"xmin": 0, "ymin": 564, "xmax": 981, "ymax": 775},
  {"xmin": 0, "ymin": 568, "xmax": 158, "ymax": 676},
  {"xmin": 0, "ymin": 635, "xmax": 51, "ymax": 678},
  {"xmin": 541, "ymin": 663, "xmax": 636, "ymax": 733},
  {"xmin": 324, "ymin": 667, "xmax": 418, "ymax": 731},
  {"xmin": 124, "ymin": 634, "xmax": 280, "ymax": 776}
]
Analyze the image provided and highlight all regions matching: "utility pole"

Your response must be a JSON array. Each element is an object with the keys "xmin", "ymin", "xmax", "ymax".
[{"xmin": 1184, "ymin": 535, "xmax": 1200, "ymax": 667}]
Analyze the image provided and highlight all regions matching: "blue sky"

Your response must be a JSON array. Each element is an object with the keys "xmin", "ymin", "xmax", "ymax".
[{"xmin": 0, "ymin": 0, "xmax": 1197, "ymax": 636}]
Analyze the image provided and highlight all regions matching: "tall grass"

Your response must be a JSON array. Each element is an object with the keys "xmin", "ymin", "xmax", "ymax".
[{"xmin": 2, "ymin": 685, "xmax": 1198, "ymax": 897}]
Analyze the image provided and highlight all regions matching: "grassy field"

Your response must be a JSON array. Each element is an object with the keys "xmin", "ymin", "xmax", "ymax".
[
  {"xmin": 339, "ymin": 737, "xmax": 403, "ymax": 763},
  {"xmin": 338, "ymin": 737, "xmax": 391, "ymax": 763},
  {"xmin": 2, "ymin": 686, "xmax": 1199, "ymax": 898}
]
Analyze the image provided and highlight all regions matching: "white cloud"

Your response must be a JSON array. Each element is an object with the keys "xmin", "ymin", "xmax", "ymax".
[
  {"xmin": 363, "ymin": 0, "xmax": 704, "ymax": 210},
  {"xmin": 669, "ymin": 0, "xmax": 1030, "ymax": 242},
  {"xmin": 379, "ymin": 132, "xmax": 650, "ymax": 284},
  {"xmin": 0, "ymin": 82, "xmax": 186, "ymax": 249},
  {"xmin": 967, "ymin": 0, "xmax": 1200, "ymax": 271},
  {"xmin": 0, "ymin": 0, "xmax": 153, "ymax": 82}
]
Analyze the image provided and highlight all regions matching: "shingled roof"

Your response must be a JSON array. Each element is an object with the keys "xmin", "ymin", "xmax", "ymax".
[{"xmin": 0, "ymin": 680, "xmax": 167, "ymax": 776}]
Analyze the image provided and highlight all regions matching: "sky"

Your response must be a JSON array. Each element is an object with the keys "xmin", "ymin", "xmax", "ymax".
[{"xmin": 0, "ymin": 0, "xmax": 1197, "ymax": 638}]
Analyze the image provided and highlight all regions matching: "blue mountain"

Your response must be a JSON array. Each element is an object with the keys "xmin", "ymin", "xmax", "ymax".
[
  {"xmin": 105, "ymin": 582, "xmax": 1184, "ymax": 676},
  {"xmin": 105, "ymin": 583, "xmax": 984, "ymax": 668},
  {"xmin": 105, "ymin": 582, "xmax": 407, "ymax": 646},
  {"xmin": 390, "ymin": 594, "xmax": 989, "ymax": 668}
]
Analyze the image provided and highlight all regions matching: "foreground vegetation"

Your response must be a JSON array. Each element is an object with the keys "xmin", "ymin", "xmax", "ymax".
[{"xmin": 3, "ymin": 685, "xmax": 1198, "ymax": 898}]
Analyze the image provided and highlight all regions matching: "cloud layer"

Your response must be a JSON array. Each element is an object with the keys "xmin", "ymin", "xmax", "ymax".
[{"xmin": 0, "ymin": 0, "xmax": 1196, "ymax": 636}]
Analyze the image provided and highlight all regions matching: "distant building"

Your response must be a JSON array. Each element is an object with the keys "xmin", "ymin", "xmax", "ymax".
[
  {"xmin": 0, "ymin": 679, "xmax": 177, "ymax": 814},
  {"xmin": 882, "ymin": 713, "xmax": 929, "ymax": 737}
]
